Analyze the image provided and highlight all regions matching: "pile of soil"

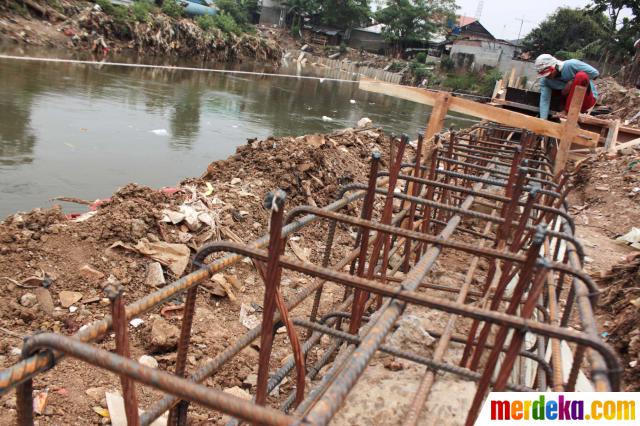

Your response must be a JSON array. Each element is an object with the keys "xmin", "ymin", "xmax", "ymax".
[
  {"xmin": 0, "ymin": 0, "xmax": 282, "ymax": 63},
  {"xmin": 567, "ymin": 151, "xmax": 640, "ymax": 391},
  {"xmin": 595, "ymin": 77, "xmax": 640, "ymax": 126},
  {"xmin": 597, "ymin": 254, "xmax": 640, "ymax": 391},
  {"xmin": 0, "ymin": 125, "xmax": 399, "ymax": 423}
]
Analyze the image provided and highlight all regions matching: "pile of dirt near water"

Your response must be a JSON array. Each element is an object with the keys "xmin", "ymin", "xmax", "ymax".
[
  {"xmin": 598, "ymin": 253, "xmax": 640, "ymax": 391},
  {"xmin": 0, "ymin": 125, "xmax": 400, "ymax": 423},
  {"xmin": 595, "ymin": 77, "xmax": 640, "ymax": 126}
]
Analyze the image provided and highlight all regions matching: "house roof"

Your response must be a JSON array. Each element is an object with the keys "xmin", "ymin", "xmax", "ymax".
[
  {"xmin": 458, "ymin": 16, "xmax": 478, "ymax": 27},
  {"xmin": 356, "ymin": 24, "xmax": 385, "ymax": 34}
]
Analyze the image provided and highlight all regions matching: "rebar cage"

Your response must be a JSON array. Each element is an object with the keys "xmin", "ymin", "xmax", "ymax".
[{"xmin": 0, "ymin": 123, "xmax": 620, "ymax": 426}]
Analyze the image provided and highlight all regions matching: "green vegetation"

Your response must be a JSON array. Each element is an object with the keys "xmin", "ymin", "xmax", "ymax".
[
  {"xmin": 440, "ymin": 56, "xmax": 454, "ymax": 72},
  {"xmin": 375, "ymin": 0, "xmax": 456, "ymax": 52},
  {"xmin": 525, "ymin": 3, "xmax": 640, "ymax": 71},
  {"xmin": 415, "ymin": 52, "xmax": 427, "ymax": 64},
  {"xmin": 440, "ymin": 68, "xmax": 503, "ymax": 97},
  {"xmin": 160, "ymin": 0, "xmax": 184, "ymax": 18},
  {"xmin": 131, "ymin": 0, "xmax": 154, "ymax": 23}
]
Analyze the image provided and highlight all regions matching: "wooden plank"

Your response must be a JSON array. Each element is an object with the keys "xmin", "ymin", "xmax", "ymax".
[
  {"xmin": 358, "ymin": 78, "xmax": 599, "ymax": 147},
  {"xmin": 554, "ymin": 85, "xmax": 587, "ymax": 175},
  {"xmin": 508, "ymin": 67, "xmax": 516, "ymax": 87},
  {"xmin": 614, "ymin": 136, "xmax": 640, "ymax": 152},
  {"xmin": 604, "ymin": 119, "xmax": 621, "ymax": 152},
  {"xmin": 491, "ymin": 79, "xmax": 502, "ymax": 100}
]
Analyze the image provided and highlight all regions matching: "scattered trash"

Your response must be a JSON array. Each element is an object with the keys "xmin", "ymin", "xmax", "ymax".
[
  {"xmin": 69, "ymin": 306, "xmax": 78, "ymax": 313},
  {"xmin": 616, "ymin": 228, "xmax": 640, "ymax": 249},
  {"xmin": 151, "ymin": 129, "xmax": 169, "ymax": 136},
  {"xmin": 239, "ymin": 303, "xmax": 261, "ymax": 330},
  {"xmin": 92, "ymin": 406, "xmax": 109, "ymax": 418},
  {"xmin": 350, "ymin": 99, "xmax": 356, "ymax": 104},
  {"xmin": 322, "ymin": 116, "xmax": 333, "ymax": 122},
  {"xmin": 129, "ymin": 318, "xmax": 144, "ymax": 328},
  {"xmin": 204, "ymin": 182, "xmax": 214, "ymax": 196},
  {"xmin": 357, "ymin": 117, "xmax": 372, "ymax": 128},
  {"xmin": 109, "ymin": 239, "xmax": 190, "ymax": 276},
  {"xmin": 33, "ymin": 389, "xmax": 48, "ymax": 415},
  {"xmin": 601, "ymin": 331, "xmax": 610, "ymax": 338}
]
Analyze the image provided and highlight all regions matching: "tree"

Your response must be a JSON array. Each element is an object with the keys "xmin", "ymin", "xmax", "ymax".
[
  {"xmin": 283, "ymin": 0, "xmax": 320, "ymax": 34},
  {"xmin": 522, "ymin": 8, "xmax": 607, "ymax": 58},
  {"xmin": 375, "ymin": 0, "xmax": 456, "ymax": 51},
  {"xmin": 320, "ymin": 0, "xmax": 370, "ymax": 29},
  {"xmin": 586, "ymin": 0, "xmax": 640, "ymax": 71}
]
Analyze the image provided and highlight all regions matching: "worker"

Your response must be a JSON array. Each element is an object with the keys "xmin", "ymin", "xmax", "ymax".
[{"xmin": 535, "ymin": 54, "xmax": 599, "ymax": 120}]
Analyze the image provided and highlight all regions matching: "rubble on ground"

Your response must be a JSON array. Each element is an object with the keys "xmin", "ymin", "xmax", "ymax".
[{"xmin": 595, "ymin": 77, "xmax": 640, "ymax": 126}]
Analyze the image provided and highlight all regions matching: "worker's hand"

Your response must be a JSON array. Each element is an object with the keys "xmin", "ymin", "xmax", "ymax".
[{"xmin": 562, "ymin": 80, "xmax": 574, "ymax": 96}]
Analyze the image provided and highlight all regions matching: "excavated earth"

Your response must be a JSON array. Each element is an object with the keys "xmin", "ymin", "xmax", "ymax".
[{"xmin": 0, "ymin": 126, "xmax": 418, "ymax": 425}]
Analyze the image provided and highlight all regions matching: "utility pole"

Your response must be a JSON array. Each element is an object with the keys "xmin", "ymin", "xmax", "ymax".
[
  {"xmin": 475, "ymin": 0, "xmax": 484, "ymax": 19},
  {"xmin": 515, "ymin": 16, "xmax": 533, "ymax": 42}
]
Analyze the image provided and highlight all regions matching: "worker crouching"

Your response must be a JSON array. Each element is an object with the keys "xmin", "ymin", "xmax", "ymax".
[{"xmin": 535, "ymin": 54, "xmax": 599, "ymax": 120}]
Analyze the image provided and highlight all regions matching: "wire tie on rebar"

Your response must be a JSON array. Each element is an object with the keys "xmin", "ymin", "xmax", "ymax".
[
  {"xmin": 264, "ymin": 189, "xmax": 287, "ymax": 212},
  {"xmin": 22, "ymin": 333, "xmax": 56, "ymax": 372}
]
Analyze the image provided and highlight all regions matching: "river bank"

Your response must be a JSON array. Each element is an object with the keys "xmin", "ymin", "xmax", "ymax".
[{"xmin": 0, "ymin": 0, "xmax": 282, "ymax": 63}]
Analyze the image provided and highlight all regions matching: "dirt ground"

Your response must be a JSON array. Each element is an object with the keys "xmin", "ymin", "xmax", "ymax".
[
  {"xmin": 0, "ymin": 125, "xmax": 403, "ymax": 424},
  {"xmin": 568, "ymin": 151, "xmax": 640, "ymax": 391}
]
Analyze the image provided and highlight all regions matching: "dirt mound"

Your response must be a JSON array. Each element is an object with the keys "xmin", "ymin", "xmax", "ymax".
[
  {"xmin": 79, "ymin": 183, "xmax": 173, "ymax": 243},
  {"xmin": 200, "ymin": 128, "xmax": 390, "ymax": 208},
  {"xmin": 595, "ymin": 77, "xmax": 640, "ymax": 126},
  {"xmin": 598, "ymin": 254, "xmax": 640, "ymax": 391}
]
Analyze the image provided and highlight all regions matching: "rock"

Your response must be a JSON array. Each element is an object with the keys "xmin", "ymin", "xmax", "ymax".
[
  {"xmin": 59, "ymin": 291, "xmax": 83, "ymax": 308},
  {"xmin": 357, "ymin": 117, "xmax": 372, "ymax": 128},
  {"xmin": 223, "ymin": 386, "xmax": 251, "ymax": 400},
  {"xmin": 145, "ymin": 262, "xmax": 166, "ymax": 287},
  {"xmin": 20, "ymin": 293, "xmax": 37, "ymax": 308},
  {"xmin": 301, "ymin": 44, "xmax": 309, "ymax": 51},
  {"xmin": 243, "ymin": 373, "xmax": 258, "ymax": 388},
  {"xmin": 35, "ymin": 288, "xmax": 54, "ymax": 315},
  {"xmin": 78, "ymin": 264, "xmax": 104, "ymax": 281},
  {"xmin": 387, "ymin": 315, "xmax": 435, "ymax": 355},
  {"xmin": 621, "ymin": 147, "xmax": 636, "ymax": 156},
  {"xmin": 382, "ymin": 357, "xmax": 404, "ymax": 371},
  {"xmin": 85, "ymin": 387, "xmax": 105, "ymax": 403},
  {"xmin": 147, "ymin": 318, "xmax": 179, "ymax": 353},
  {"xmin": 138, "ymin": 355, "xmax": 159, "ymax": 369},
  {"xmin": 230, "ymin": 177, "xmax": 242, "ymax": 185}
]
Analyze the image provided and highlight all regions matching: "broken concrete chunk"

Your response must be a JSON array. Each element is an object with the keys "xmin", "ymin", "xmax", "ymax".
[
  {"xmin": 387, "ymin": 315, "xmax": 435, "ymax": 355},
  {"xmin": 147, "ymin": 318, "xmax": 180, "ymax": 353},
  {"xmin": 243, "ymin": 373, "xmax": 258, "ymax": 388},
  {"xmin": 79, "ymin": 264, "xmax": 105, "ymax": 281},
  {"xmin": 239, "ymin": 303, "xmax": 261, "ymax": 330},
  {"xmin": 138, "ymin": 355, "xmax": 159, "ymax": 369},
  {"xmin": 223, "ymin": 386, "xmax": 251, "ymax": 400},
  {"xmin": 85, "ymin": 387, "xmax": 105, "ymax": 403},
  {"xmin": 59, "ymin": 291, "xmax": 83, "ymax": 308},
  {"xmin": 230, "ymin": 177, "xmax": 242, "ymax": 185},
  {"xmin": 145, "ymin": 262, "xmax": 166, "ymax": 287},
  {"xmin": 35, "ymin": 287, "xmax": 54, "ymax": 315},
  {"xmin": 20, "ymin": 292, "xmax": 37, "ymax": 308}
]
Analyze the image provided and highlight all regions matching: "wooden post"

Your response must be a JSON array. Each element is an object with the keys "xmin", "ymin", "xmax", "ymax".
[
  {"xmin": 554, "ymin": 85, "xmax": 587, "ymax": 175},
  {"xmin": 508, "ymin": 67, "xmax": 516, "ymax": 87},
  {"xmin": 491, "ymin": 79, "xmax": 503, "ymax": 100},
  {"xmin": 604, "ymin": 119, "xmax": 621, "ymax": 152},
  {"xmin": 425, "ymin": 92, "xmax": 451, "ymax": 145}
]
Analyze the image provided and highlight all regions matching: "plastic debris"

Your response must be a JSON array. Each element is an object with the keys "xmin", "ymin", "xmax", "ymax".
[
  {"xmin": 109, "ymin": 239, "xmax": 190, "ymax": 276},
  {"xmin": 33, "ymin": 389, "xmax": 48, "ymax": 415},
  {"xmin": 129, "ymin": 318, "xmax": 144, "ymax": 328},
  {"xmin": 616, "ymin": 227, "xmax": 640, "ymax": 249},
  {"xmin": 151, "ymin": 129, "xmax": 169, "ymax": 136},
  {"xmin": 350, "ymin": 99, "xmax": 356, "ymax": 104},
  {"xmin": 322, "ymin": 116, "xmax": 333, "ymax": 122}
]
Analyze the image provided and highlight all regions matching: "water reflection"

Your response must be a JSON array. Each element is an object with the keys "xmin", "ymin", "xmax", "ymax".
[{"xmin": 0, "ymin": 55, "xmax": 475, "ymax": 217}]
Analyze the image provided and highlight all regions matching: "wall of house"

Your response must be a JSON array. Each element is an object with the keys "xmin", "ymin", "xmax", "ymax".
[
  {"xmin": 347, "ymin": 30, "xmax": 387, "ymax": 53},
  {"xmin": 450, "ymin": 40, "xmax": 537, "ymax": 86},
  {"xmin": 259, "ymin": 0, "xmax": 283, "ymax": 25}
]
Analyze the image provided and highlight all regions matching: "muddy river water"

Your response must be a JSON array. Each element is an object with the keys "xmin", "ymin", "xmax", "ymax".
[{"xmin": 0, "ymin": 54, "xmax": 474, "ymax": 217}]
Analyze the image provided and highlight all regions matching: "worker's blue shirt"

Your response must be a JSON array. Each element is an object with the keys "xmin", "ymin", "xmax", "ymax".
[{"xmin": 539, "ymin": 59, "xmax": 600, "ymax": 119}]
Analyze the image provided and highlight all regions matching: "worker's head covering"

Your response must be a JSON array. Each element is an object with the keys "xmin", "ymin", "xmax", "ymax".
[{"xmin": 535, "ymin": 54, "xmax": 563, "ymax": 77}]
